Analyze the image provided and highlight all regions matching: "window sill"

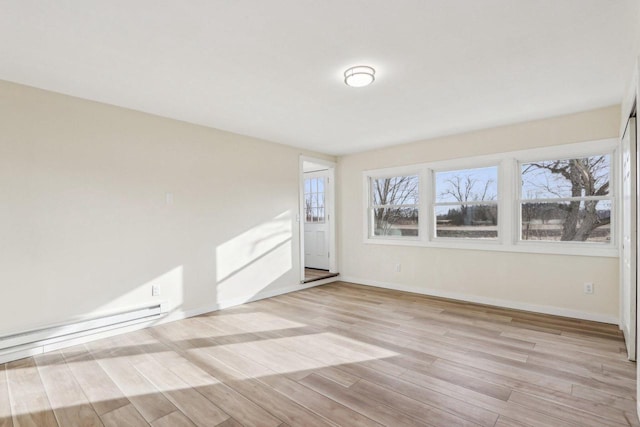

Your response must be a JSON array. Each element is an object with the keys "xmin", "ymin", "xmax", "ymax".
[{"xmin": 363, "ymin": 238, "xmax": 619, "ymax": 258}]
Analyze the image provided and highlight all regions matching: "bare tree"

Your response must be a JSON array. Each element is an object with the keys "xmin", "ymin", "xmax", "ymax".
[
  {"xmin": 522, "ymin": 156, "xmax": 609, "ymax": 241},
  {"xmin": 373, "ymin": 176, "xmax": 418, "ymax": 235},
  {"xmin": 438, "ymin": 174, "xmax": 496, "ymax": 226},
  {"xmin": 305, "ymin": 198, "xmax": 312, "ymax": 222},
  {"xmin": 440, "ymin": 174, "xmax": 495, "ymax": 208}
]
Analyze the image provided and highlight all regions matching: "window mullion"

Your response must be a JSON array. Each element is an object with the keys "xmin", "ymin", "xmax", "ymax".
[
  {"xmin": 434, "ymin": 201, "xmax": 500, "ymax": 207},
  {"xmin": 421, "ymin": 168, "xmax": 431, "ymax": 242},
  {"xmin": 501, "ymin": 157, "xmax": 516, "ymax": 245},
  {"xmin": 520, "ymin": 196, "xmax": 611, "ymax": 203}
]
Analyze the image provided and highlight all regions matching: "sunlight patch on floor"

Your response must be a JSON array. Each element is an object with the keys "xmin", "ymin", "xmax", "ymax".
[
  {"xmin": 200, "ymin": 311, "xmax": 306, "ymax": 333},
  {"xmin": 212, "ymin": 332, "xmax": 397, "ymax": 375}
]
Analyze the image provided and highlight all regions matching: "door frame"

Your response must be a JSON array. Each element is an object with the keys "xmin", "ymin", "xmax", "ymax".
[
  {"xmin": 620, "ymin": 113, "xmax": 637, "ymax": 361},
  {"xmin": 619, "ymin": 52, "xmax": 640, "ymax": 425},
  {"xmin": 299, "ymin": 156, "xmax": 337, "ymax": 283}
]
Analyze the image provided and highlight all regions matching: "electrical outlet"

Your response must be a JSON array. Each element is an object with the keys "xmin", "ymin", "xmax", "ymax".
[
  {"xmin": 395, "ymin": 263, "xmax": 401, "ymax": 273},
  {"xmin": 583, "ymin": 282, "xmax": 594, "ymax": 294},
  {"xmin": 152, "ymin": 284, "xmax": 160, "ymax": 297}
]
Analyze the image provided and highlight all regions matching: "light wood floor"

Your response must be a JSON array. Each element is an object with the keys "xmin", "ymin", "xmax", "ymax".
[
  {"xmin": 304, "ymin": 268, "xmax": 339, "ymax": 283},
  {"xmin": 1, "ymin": 281, "xmax": 638, "ymax": 426}
]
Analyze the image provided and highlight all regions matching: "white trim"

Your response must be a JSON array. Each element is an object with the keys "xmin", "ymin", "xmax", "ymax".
[
  {"xmin": 620, "ymin": 56, "xmax": 638, "ymax": 138},
  {"xmin": 435, "ymin": 200, "xmax": 501, "ymax": 207},
  {"xmin": 0, "ymin": 299, "xmax": 170, "ymax": 338},
  {"xmin": 299, "ymin": 157, "xmax": 306, "ymax": 283},
  {"xmin": 362, "ymin": 138, "xmax": 619, "ymax": 258},
  {"xmin": 616, "ymin": 143, "xmax": 624, "ymax": 329},
  {"xmin": 431, "ymin": 164, "xmax": 500, "ymax": 243},
  {"xmin": 619, "ymin": 115, "xmax": 638, "ymax": 361},
  {"xmin": 0, "ymin": 347, "xmax": 44, "ymax": 365},
  {"xmin": 422, "ymin": 168, "xmax": 431, "ymax": 240},
  {"xmin": 503, "ymin": 157, "xmax": 517, "ymax": 246},
  {"xmin": 340, "ymin": 276, "xmax": 618, "ymax": 324},
  {"xmin": 516, "ymin": 151, "xmax": 615, "ymax": 248},
  {"xmin": 619, "ymin": 51, "xmax": 639, "ymax": 424},
  {"xmin": 362, "ymin": 173, "xmax": 370, "ymax": 240},
  {"xmin": 0, "ymin": 277, "xmax": 338, "ymax": 365},
  {"xmin": 361, "ymin": 237, "xmax": 618, "ymax": 257},
  {"xmin": 519, "ymin": 196, "xmax": 611, "ymax": 203},
  {"xmin": 365, "ymin": 170, "xmax": 422, "ymax": 240},
  {"xmin": 0, "ymin": 311, "xmax": 168, "ymax": 365},
  {"xmin": 0, "ymin": 303, "xmax": 166, "ymax": 350}
]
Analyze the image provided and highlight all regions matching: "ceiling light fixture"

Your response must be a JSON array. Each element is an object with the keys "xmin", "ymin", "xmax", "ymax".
[{"xmin": 344, "ymin": 65, "xmax": 375, "ymax": 88}]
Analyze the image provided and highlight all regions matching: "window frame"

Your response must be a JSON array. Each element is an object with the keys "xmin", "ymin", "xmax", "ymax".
[
  {"xmin": 431, "ymin": 163, "xmax": 501, "ymax": 243},
  {"xmin": 365, "ymin": 167, "xmax": 424, "ymax": 241},
  {"xmin": 362, "ymin": 138, "xmax": 618, "ymax": 257},
  {"xmin": 304, "ymin": 175, "xmax": 327, "ymax": 224},
  {"xmin": 515, "ymin": 149, "xmax": 616, "ymax": 250}
]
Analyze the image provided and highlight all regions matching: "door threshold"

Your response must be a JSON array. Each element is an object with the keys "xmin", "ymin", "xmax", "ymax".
[{"xmin": 303, "ymin": 268, "xmax": 339, "ymax": 283}]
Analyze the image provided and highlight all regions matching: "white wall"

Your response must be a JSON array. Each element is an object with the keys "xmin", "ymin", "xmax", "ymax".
[
  {"xmin": 0, "ymin": 78, "xmax": 626, "ymax": 337},
  {"xmin": 620, "ymin": 0, "xmax": 640, "ymax": 129},
  {"xmin": 0, "ymin": 80, "xmax": 334, "ymax": 335},
  {"xmin": 338, "ymin": 106, "xmax": 621, "ymax": 322}
]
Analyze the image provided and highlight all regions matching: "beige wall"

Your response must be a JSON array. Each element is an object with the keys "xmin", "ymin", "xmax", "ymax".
[
  {"xmin": 0, "ymin": 78, "xmax": 624, "ymax": 335},
  {"xmin": 620, "ymin": 1, "xmax": 640, "ymax": 129},
  {"xmin": 338, "ymin": 106, "xmax": 621, "ymax": 322},
  {"xmin": 0, "ymin": 80, "xmax": 334, "ymax": 335}
]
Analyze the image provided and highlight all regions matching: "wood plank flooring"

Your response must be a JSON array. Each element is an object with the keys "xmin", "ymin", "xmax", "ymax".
[
  {"xmin": 304, "ymin": 268, "xmax": 339, "ymax": 283},
  {"xmin": 0, "ymin": 281, "xmax": 638, "ymax": 426}
]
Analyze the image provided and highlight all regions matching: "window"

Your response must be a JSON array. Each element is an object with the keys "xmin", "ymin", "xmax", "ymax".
[
  {"xmin": 434, "ymin": 166, "xmax": 498, "ymax": 239},
  {"xmin": 368, "ymin": 174, "xmax": 419, "ymax": 238},
  {"xmin": 520, "ymin": 155, "xmax": 611, "ymax": 243},
  {"xmin": 363, "ymin": 139, "xmax": 617, "ymax": 256},
  {"xmin": 304, "ymin": 176, "xmax": 325, "ymax": 223}
]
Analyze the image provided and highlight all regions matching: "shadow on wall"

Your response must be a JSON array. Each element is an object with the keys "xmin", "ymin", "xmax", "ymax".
[
  {"xmin": 215, "ymin": 211, "xmax": 293, "ymax": 305},
  {"xmin": 105, "ymin": 210, "xmax": 295, "ymax": 323},
  {"xmin": 1, "ymin": 211, "xmax": 295, "ymax": 338}
]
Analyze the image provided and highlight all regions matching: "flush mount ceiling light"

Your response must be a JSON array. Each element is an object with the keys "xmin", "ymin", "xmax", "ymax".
[{"xmin": 344, "ymin": 65, "xmax": 375, "ymax": 88}]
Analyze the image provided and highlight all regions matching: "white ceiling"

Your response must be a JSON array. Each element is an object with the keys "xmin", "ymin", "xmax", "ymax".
[{"xmin": 1, "ymin": 1, "xmax": 638, "ymax": 155}]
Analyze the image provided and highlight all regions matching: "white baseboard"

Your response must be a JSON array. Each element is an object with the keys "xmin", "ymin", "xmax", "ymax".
[
  {"xmin": 0, "ymin": 314, "xmax": 166, "ymax": 365},
  {"xmin": 339, "ymin": 275, "xmax": 618, "ymax": 325},
  {"xmin": 0, "ymin": 276, "xmax": 339, "ymax": 364},
  {"xmin": 621, "ymin": 322, "xmax": 630, "ymax": 341},
  {"xmin": 168, "ymin": 276, "xmax": 339, "ymax": 321}
]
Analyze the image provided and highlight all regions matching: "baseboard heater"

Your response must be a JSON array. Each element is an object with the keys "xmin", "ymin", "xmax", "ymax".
[{"xmin": 0, "ymin": 302, "xmax": 166, "ymax": 364}]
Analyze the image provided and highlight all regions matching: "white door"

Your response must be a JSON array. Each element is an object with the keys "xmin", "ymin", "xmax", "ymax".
[
  {"xmin": 621, "ymin": 116, "xmax": 637, "ymax": 361},
  {"xmin": 304, "ymin": 171, "xmax": 330, "ymax": 270}
]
